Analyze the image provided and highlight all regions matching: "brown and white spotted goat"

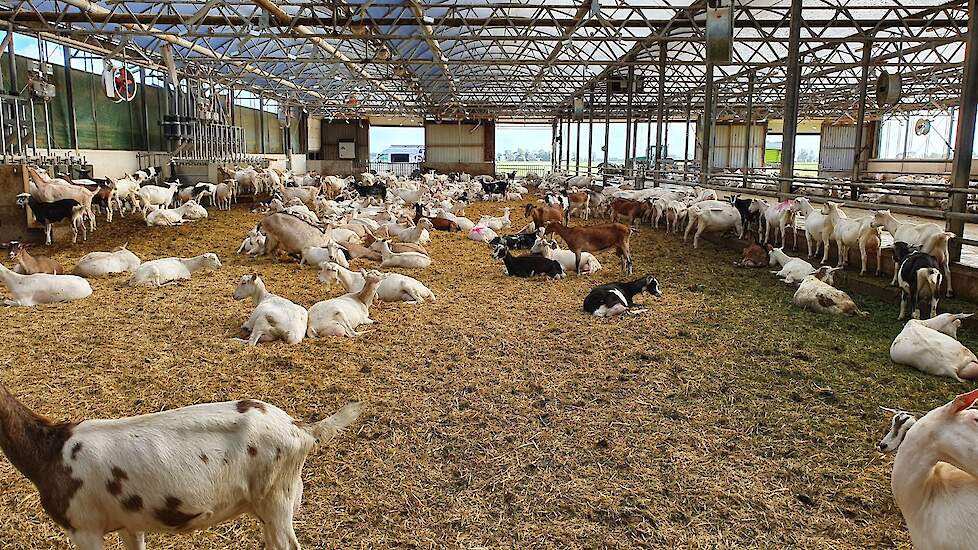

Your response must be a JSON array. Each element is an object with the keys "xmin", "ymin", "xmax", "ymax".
[{"xmin": 0, "ymin": 384, "xmax": 360, "ymax": 549}]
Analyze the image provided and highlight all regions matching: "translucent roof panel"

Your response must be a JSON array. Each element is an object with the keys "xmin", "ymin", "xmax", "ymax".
[{"xmin": 0, "ymin": 0, "xmax": 968, "ymax": 118}]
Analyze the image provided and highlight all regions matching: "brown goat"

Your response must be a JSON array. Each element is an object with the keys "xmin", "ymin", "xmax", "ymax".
[
  {"xmin": 735, "ymin": 232, "xmax": 769, "ymax": 268},
  {"xmin": 361, "ymin": 231, "xmax": 429, "ymax": 256},
  {"xmin": 525, "ymin": 203, "xmax": 564, "ymax": 231},
  {"xmin": 337, "ymin": 242, "xmax": 382, "ymax": 262},
  {"xmin": 413, "ymin": 204, "xmax": 459, "ymax": 232},
  {"xmin": 608, "ymin": 199, "xmax": 650, "ymax": 226},
  {"xmin": 566, "ymin": 192, "xmax": 591, "ymax": 221},
  {"xmin": 8, "ymin": 243, "xmax": 64, "ymax": 274},
  {"xmin": 544, "ymin": 221, "xmax": 633, "ymax": 274}
]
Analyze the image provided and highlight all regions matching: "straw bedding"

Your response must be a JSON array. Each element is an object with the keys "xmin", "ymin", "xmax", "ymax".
[{"xmin": 0, "ymin": 197, "xmax": 969, "ymax": 549}]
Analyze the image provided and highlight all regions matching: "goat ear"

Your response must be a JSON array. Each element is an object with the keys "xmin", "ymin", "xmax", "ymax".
[
  {"xmin": 951, "ymin": 388, "xmax": 978, "ymax": 414},
  {"xmin": 880, "ymin": 406, "xmax": 900, "ymax": 416}
]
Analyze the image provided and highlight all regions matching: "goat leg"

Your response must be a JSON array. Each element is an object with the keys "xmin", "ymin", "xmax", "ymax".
[{"xmin": 119, "ymin": 530, "xmax": 145, "ymax": 550}]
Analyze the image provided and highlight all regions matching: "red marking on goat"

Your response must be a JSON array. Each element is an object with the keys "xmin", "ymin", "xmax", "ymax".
[
  {"xmin": 154, "ymin": 496, "xmax": 202, "ymax": 528},
  {"xmin": 275, "ymin": 447, "xmax": 282, "ymax": 461},
  {"xmin": 122, "ymin": 494, "xmax": 143, "ymax": 512},
  {"xmin": 199, "ymin": 453, "xmax": 209, "ymax": 464},
  {"xmin": 236, "ymin": 400, "xmax": 267, "ymax": 414},
  {"xmin": 247, "ymin": 445, "xmax": 258, "ymax": 457},
  {"xmin": 817, "ymin": 295, "xmax": 837, "ymax": 308}
]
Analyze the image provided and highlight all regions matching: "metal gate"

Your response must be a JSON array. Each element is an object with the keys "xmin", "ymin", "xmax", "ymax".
[{"xmin": 369, "ymin": 161, "xmax": 421, "ymax": 178}]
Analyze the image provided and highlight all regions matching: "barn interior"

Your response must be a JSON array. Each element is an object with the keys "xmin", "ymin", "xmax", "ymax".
[{"xmin": 0, "ymin": 1, "xmax": 977, "ymax": 548}]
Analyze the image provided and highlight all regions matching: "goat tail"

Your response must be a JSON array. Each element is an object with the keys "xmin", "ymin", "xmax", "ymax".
[
  {"xmin": 303, "ymin": 402, "xmax": 363, "ymax": 447},
  {"xmin": 919, "ymin": 267, "xmax": 942, "ymax": 294}
]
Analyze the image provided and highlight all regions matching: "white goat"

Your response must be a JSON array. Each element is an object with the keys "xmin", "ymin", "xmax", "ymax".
[
  {"xmin": 825, "ymin": 202, "xmax": 881, "ymax": 276},
  {"xmin": 890, "ymin": 313, "xmax": 978, "ymax": 380},
  {"xmin": 73, "ymin": 244, "xmax": 141, "ymax": 277},
  {"xmin": 214, "ymin": 182, "xmax": 232, "ymax": 211},
  {"xmin": 319, "ymin": 262, "xmax": 436, "ymax": 304},
  {"xmin": 378, "ymin": 219, "xmax": 431, "ymax": 244},
  {"xmin": 530, "ymin": 233, "xmax": 601, "ymax": 275},
  {"xmin": 307, "ymin": 270, "xmax": 383, "ymax": 337},
  {"xmin": 792, "ymin": 197, "xmax": 833, "ymax": 263},
  {"xmin": 128, "ymin": 253, "xmax": 222, "ymax": 287},
  {"xmin": 0, "ymin": 263, "xmax": 92, "ymax": 306},
  {"xmin": 300, "ymin": 243, "xmax": 349, "ymax": 268},
  {"xmin": 683, "ymin": 201, "xmax": 743, "ymax": 249},
  {"xmin": 137, "ymin": 182, "xmax": 179, "ymax": 212},
  {"xmin": 479, "ymin": 208, "xmax": 512, "ymax": 231},
  {"xmin": 792, "ymin": 267, "xmax": 866, "ymax": 317},
  {"xmin": 872, "ymin": 209, "xmax": 954, "ymax": 296},
  {"xmin": 379, "ymin": 240, "xmax": 432, "ymax": 269},
  {"xmin": 889, "ymin": 388, "xmax": 978, "ymax": 549},
  {"xmin": 237, "ymin": 229, "xmax": 267, "ymax": 256},
  {"xmin": 758, "ymin": 200, "xmax": 796, "ymax": 249},
  {"xmin": 108, "ymin": 175, "xmax": 140, "ymax": 217},
  {"xmin": 0, "ymin": 380, "xmax": 360, "ymax": 550},
  {"xmin": 768, "ymin": 247, "xmax": 816, "ymax": 283},
  {"xmin": 232, "ymin": 274, "xmax": 308, "ymax": 345}
]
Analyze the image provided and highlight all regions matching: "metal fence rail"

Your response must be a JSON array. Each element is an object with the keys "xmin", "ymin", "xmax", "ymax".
[{"xmin": 369, "ymin": 161, "xmax": 420, "ymax": 178}]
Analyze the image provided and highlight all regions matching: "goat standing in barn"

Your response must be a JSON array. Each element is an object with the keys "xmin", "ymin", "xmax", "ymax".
[
  {"xmin": 544, "ymin": 221, "xmax": 633, "ymax": 275},
  {"xmin": 0, "ymin": 382, "xmax": 360, "ymax": 550}
]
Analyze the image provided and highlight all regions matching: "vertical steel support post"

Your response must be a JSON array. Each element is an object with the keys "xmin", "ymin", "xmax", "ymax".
[
  {"xmin": 742, "ymin": 71, "xmax": 755, "ymax": 188},
  {"xmin": 779, "ymin": 0, "xmax": 804, "ymax": 196},
  {"xmin": 948, "ymin": 0, "xmax": 978, "ymax": 263}
]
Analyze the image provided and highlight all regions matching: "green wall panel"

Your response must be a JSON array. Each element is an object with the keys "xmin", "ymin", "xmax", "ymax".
[{"xmin": 264, "ymin": 112, "xmax": 283, "ymax": 154}]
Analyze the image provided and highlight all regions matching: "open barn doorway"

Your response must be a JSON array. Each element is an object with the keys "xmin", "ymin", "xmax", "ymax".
[{"xmin": 369, "ymin": 126, "xmax": 425, "ymax": 178}]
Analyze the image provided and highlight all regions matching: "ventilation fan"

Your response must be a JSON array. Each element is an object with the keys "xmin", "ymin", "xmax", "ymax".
[
  {"xmin": 914, "ymin": 118, "xmax": 932, "ymax": 136},
  {"xmin": 876, "ymin": 71, "xmax": 902, "ymax": 108}
]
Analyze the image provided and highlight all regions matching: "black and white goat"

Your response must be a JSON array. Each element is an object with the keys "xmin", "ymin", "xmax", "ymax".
[
  {"xmin": 15, "ymin": 193, "xmax": 87, "ymax": 244},
  {"xmin": 481, "ymin": 180, "xmax": 509, "ymax": 198},
  {"xmin": 583, "ymin": 275, "xmax": 662, "ymax": 317},
  {"xmin": 490, "ymin": 244, "xmax": 564, "ymax": 278},
  {"xmin": 893, "ymin": 241, "xmax": 943, "ymax": 320},
  {"xmin": 489, "ymin": 232, "xmax": 537, "ymax": 251},
  {"xmin": 877, "ymin": 408, "xmax": 916, "ymax": 454}
]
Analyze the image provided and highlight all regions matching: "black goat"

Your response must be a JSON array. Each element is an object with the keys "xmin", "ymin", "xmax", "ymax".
[
  {"xmin": 15, "ymin": 193, "xmax": 86, "ymax": 245},
  {"xmin": 481, "ymin": 179, "xmax": 509, "ymax": 197},
  {"xmin": 583, "ymin": 275, "xmax": 662, "ymax": 317},
  {"xmin": 489, "ymin": 232, "xmax": 537, "ymax": 250},
  {"xmin": 351, "ymin": 181, "xmax": 388, "ymax": 200},
  {"xmin": 893, "ymin": 241, "xmax": 943, "ymax": 320},
  {"xmin": 728, "ymin": 195, "xmax": 759, "ymax": 234},
  {"xmin": 490, "ymin": 244, "xmax": 564, "ymax": 278}
]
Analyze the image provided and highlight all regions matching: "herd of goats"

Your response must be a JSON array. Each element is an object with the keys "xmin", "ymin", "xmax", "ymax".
[{"xmin": 0, "ymin": 162, "xmax": 977, "ymax": 548}]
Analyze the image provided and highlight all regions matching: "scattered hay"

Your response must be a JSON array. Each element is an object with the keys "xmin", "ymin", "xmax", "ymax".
[{"xmin": 0, "ymin": 198, "xmax": 969, "ymax": 548}]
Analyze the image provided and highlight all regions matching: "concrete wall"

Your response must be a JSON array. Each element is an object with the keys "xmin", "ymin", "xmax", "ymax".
[{"xmin": 48, "ymin": 149, "xmax": 168, "ymax": 178}]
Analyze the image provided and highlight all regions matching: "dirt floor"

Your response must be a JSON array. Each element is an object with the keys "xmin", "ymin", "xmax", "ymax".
[{"xmin": 0, "ymin": 197, "xmax": 975, "ymax": 549}]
